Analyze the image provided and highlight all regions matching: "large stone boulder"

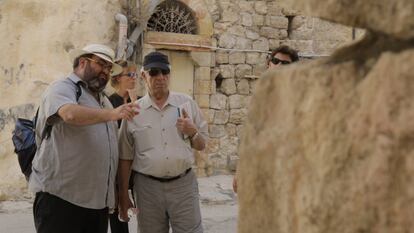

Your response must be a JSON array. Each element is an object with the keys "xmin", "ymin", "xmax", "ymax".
[
  {"xmin": 238, "ymin": 31, "xmax": 414, "ymax": 232},
  {"xmin": 281, "ymin": 0, "xmax": 414, "ymax": 39}
]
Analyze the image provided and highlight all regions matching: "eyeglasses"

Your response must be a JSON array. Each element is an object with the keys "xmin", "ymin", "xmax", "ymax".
[
  {"xmin": 145, "ymin": 68, "xmax": 170, "ymax": 77},
  {"xmin": 270, "ymin": 57, "xmax": 291, "ymax": 65},
  {"xmin": 85, "ymin": 57, "xmax": 113, "ymax": 71},
  {"xmin": 122, "ymin": 72, "xmax": 137, "ymax": 78}
]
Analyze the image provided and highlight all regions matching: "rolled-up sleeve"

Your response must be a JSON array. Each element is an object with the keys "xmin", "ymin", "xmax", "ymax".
[
  {"xmin": 43, "ymin": 81, "xmax": 79, "ymax": 124},
  {"xmin": 118, "ymin": 119, "xmax": 135, "ymax": 160}
]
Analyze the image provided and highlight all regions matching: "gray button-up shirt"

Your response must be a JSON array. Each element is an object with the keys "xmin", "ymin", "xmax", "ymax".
[
  {"xmin": 119, "ymin": 92, "xmax": 208, "ymax": 178},
  {"xmin": 29, "ymin": 73, "xmax": 118, "ymax": 209}
]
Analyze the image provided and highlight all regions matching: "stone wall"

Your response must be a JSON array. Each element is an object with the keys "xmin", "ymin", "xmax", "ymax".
[{"xmin": 201, "ymin": 0, "xmax": 356, "ymax": 175}]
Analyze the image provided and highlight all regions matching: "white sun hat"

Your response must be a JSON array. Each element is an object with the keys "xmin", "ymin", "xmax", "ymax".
[{"xmin": 69, "ymin": 44, "xmax": 123, "ymax": 76}]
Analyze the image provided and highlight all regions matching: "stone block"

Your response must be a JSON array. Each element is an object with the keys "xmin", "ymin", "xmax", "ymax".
[
  {"xmin": 260, "ymin": 27, "xmax": 288, "ymax": 39},
  {"xmin": 191, "ymin": 52, "xmax": 212, "ymax": 67},
  {"xmin": 227, "ymin": 155, "xmax": 239, "ymax": 172},
  {"xmin": 214, "ymin": 22, "xmax": 230, "ymax": 35},
  {"xmin": 241, "ymin": 13, "xmax": 253, "ymax": 27},
  {"xmin": 229, "ymin": 109, "xmax": 247, "ymax": 124},
  {"xmin": 205, "ymin": 138, "xmax": 220, "ymax": 154},
  {"xmin": 267, "ymin": 2, "xmax": 284, "ymax": 16},
  {"xmin": 219, "ymin": 136, "xmax": 239, "ymax": 158},
  {"xmin": 265, "ymin": 15, "xmax": 289, "ymax": 29},
  {"xmin": 246, "ymin": 52, "xmax": 260, "ymax": 65},
  {"xmin": 237, "ymin": 79, "xmax": 250, "ymax": 95},
  {"xmin": 200, "ymin": 108, "xmax": 214, "ymax": 124},
  {"xmin": 195, "ymin": 67, "xmax": 211, "ymax": 81},
  {"xmin": 252, "ymin": 14, "xmax": 265, "ymax": 26},
  {"xmin": 219, "ymin": 64, "xmax": 235, "ymax": 78},
  {"xmin": 194, "ymin": 80, "xmax": 212, "ymax": 95},
  {"xmin": 252, "ymin": 38, "xmax": 269, "ymax": 51},
  {"xmin": 253, "ymin": 64, "xmax": 267, "ymax": 77},
  {"xmin": 245, "ymin": 30, "xmax": 260, "ymax": 40},
  {"xmin": 235, "ymin": 64, "xmax": 253, "ymax": 79},
  {"xmin": 194, "ymin": 94, "xmax": 210, "ymax": 108},
  {"xmin": 222, "ymin": 10, "xmax": 239, "ymax": 23},
  {"xmin": 213, "ymin": 110, "xmax": 230, "ymax": 124},
  {"xmin": 209, "ymin": 124, "xmax": 226, "ymax": 138},
  {"xmin": 221, "ymin": 79, "xmax": 237, "ymax": 95},
  {"xmin": 235, "ymin": 37, "xmax": 252, "ymax": 50},
  {"xmin": 279, "ymin": 40, "xmax": 314, "ymax": 55},
  {"xmin": 254, "ymin": 1, "xmax": 268, "ymax": 15},
  {"xmin": 218, "ymin": 33, "xmax": 236, "ymax": 49},
  {"xmin": 229, "ymin": 94, "xmax": 247, "ymax": 109},
  {"xmin": 228, "ymin": 25, "xmax": 245, "ymax": 37},
  {"xmin": 239, "ymin": 1, "xmax": 254, "ymax": 13},
  {"xmin": 215, "ymin": 51, "xmax": 229, "ymax": 64},
  {"xmin": 210, "ymin": 93, "xmax": 227, "ymax": 110},
  {"xmin": 229, "ymin": 52, "xmax": 246, "ymax": 64},
  {"xmin": 225, "ymin": 123, "xmax": 237, "ymax": 136}
]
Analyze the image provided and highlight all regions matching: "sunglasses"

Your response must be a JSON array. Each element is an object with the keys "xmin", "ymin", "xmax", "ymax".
[
  {"xmin": 145, "ymin": 68, "xmax": 170, "ymax": 77},
  {"xmin": 122, "ymin": 72, "xmax": 137, "ymax": 78},
  {"xmin": 270, "ymin": 57, "xmax": 291, "ymax": 65}
]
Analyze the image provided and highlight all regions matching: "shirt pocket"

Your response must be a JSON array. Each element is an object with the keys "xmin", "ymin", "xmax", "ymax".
[{"xmin": 131, "ymin": 125, "xmax": 154, "ymax": 153}]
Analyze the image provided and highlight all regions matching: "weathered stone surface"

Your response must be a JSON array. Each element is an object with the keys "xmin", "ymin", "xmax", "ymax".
[
  {"xmin": 194, "ymin": 94, "xmax": 210, "ymax": 108},
  {"xmin": 237, "ymin": 79, "xmax": 250, "ymax": 95},
  {"xmin": 241, "ymin": 13, "xmax": 253, "ymax": 27},
  {"xmin": 235, "ymin": 64, "xmax": 252, "ymax": 79},
  {"xmin": 213, "ymin": 110, "xmax": 230, "ymax": 124},
  {"xmin": 209, "ymin": 124, "xmax": 226, "ymax": 138},
  {"xmin": 219, "ymin": 136, "xmax": 239, "ymax": 159},
  {"xmin": 235, "ymin": 37, "xmax": 252, "ymax": 50},
  {"xmin": 281, "ymin": 0, "xmax": 414, "ymax": 39},
  {"xmin": 221, "ymin": 10, "xmax": 239, "ymax": 23},
  {"xmin": 228, "ymin": 52, "xmax": 246, "ymax": 64},
  {"xmin": 254, "ymin": 1, "xmax": 267, "ymax": 15},
  {"xmin": 252, "ymin": 38, "xmax": 269, "ymax": 51},
  {"xmin": 195, "ymin": 67, "xmax": 211, "ymax": 81},
  {"xmin": 229, "ymin": 95, "xmax": 247, "ymax": 109},
  {"xmin": 229, "ymin": 109, "xmax": 247, "ymax": 124},
  {"xmin": 225, "ymin": 123, "xmax": 237, "ymax": 136},
  {"xmin": 221, "ymin": 79, "xmax": 237, "ymax": 95},
  {"xmin": 265, "ymin": 15, "xmax": 289, "ymax": 29},
  {"xmin": 219, "ymin": 65, "xmax": 235, "ymax": 78},
  {"xmin": 191, "ymin": 52, "xmax": 212, "ymax": 67},
  {"xmin": 252, "ymin": 14, "xmax": 265, "ymax": 26},
  {"xmin": 210, "ymin": 93, "xmax": 227, "ymax": 110},
  {"xmin": 238, "ymin": 1, "xmax": 254, "ymax": 13},
  {"xmin": 245, "ymin": 52, "xmax": 260, "ymax": 65},
  {"xmin": 215, "ymin": 52, "xmax": 229, "ymax": 64},
  {"xmin": 238, "ymin": 33, "xmax": 414, "ymax": 233},
  {"xmin": 218, "ymin": 33, "xmax": 236, "ymax": 49},
  {"xmin": 228, "ymin": 25, "xmax": 245, "ymax": 37},
  {"xmin": 245, "ymin": 30, "xmax": 260, "ymax": 40},
  {"xmin": 260, "ymin": 27, "xmax": 288, "ymax": 39},
  {"xmin": 194, "ymin": 80, "xmax": 212, "ymax": 95}
]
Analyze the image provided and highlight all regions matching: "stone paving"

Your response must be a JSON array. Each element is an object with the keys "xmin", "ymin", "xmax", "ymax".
[{"xmin": 0, "ymin": 175, "xmax": 238, "ymax": 233}]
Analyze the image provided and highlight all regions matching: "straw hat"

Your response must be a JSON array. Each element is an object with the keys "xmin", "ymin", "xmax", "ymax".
[{"xmin": 69, "ymin": 44, "xmax": 122, "ymax": 76}]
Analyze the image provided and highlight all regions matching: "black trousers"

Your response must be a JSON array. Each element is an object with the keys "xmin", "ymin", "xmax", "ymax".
[
  {"xmin": 33, "ymin": 192, "xmax": 108, "ymax": 233},
  {"xmin": 109, "ymin": 209, "xmax": 129, "ymax": 233}
]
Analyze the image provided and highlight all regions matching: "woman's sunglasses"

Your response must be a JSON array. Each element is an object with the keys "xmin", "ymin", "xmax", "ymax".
[
  {"xmin": 270, "ymin": 57, "xmax": 291, "ymax": 65},
  {"xmin": 122, "ymin": 72, "xmax": 137, "ymax": 78},
  {"xmin": 145, "ymin": 68, "xmax": 170, "ymax": 77}
]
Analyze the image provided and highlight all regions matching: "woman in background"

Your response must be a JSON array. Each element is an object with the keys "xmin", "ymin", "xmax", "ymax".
[{"xmin": 108, "ymin": 59, "xmax": 140, "ymax": 233}]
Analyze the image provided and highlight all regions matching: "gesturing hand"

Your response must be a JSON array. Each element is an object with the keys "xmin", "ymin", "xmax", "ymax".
[
  {"xmin": 111, "ymin": 103, "xmax": 140, "ymax": 121},
  {"xmin": 176, "ymin": 109, "xmax": 197, "ymax": 136}
]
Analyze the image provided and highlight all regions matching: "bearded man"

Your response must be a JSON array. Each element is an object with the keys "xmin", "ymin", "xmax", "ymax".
[{"xmin": 29, "ymin": 44, "xmax": 139, "ymax": 233}]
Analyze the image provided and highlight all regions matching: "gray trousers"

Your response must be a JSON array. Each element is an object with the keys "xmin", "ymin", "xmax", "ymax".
[{"xmin": 133, "ymin": 170, "xmax": 203, "ymax": 233}]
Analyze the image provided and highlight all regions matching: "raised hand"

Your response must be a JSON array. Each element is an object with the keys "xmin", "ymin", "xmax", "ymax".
[{"xmin": 111, "ymin": 102, "xmax": 140, "ymax": 121}]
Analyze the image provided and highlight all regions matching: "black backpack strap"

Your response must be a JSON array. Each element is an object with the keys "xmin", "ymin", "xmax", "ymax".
[{"xmin": 42, "ymin": 79, "xmax": 83, "ymax": 140}]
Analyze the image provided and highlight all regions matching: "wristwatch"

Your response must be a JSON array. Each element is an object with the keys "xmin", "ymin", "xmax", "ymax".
[{"xmin": 190, "ymin": 131, "xmax": 199, "ymax": 141}]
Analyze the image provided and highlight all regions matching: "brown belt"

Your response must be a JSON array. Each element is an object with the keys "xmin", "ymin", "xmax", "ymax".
[{"xmin": 137, "ymin": 168, "xmax": 191, "ymax": 183}]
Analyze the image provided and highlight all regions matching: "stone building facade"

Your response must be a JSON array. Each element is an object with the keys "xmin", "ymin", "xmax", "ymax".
[{"xmin": 0, "ymin": 0, "xmax": 358, "ymax": 198}]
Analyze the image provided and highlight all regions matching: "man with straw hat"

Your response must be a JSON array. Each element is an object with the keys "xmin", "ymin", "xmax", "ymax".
[{"xmin": 29, "ymin": 43, "xmax": 139, "ymax": 233}]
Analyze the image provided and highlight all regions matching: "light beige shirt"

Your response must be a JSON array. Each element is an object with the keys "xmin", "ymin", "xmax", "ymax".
[
  {"xmin": 29, "ymin": 73, "xmax": 118, "ymax": 209},
  {"xmin": 119, "ymin": 92, "xmax": 208, "ymax": 178}
]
